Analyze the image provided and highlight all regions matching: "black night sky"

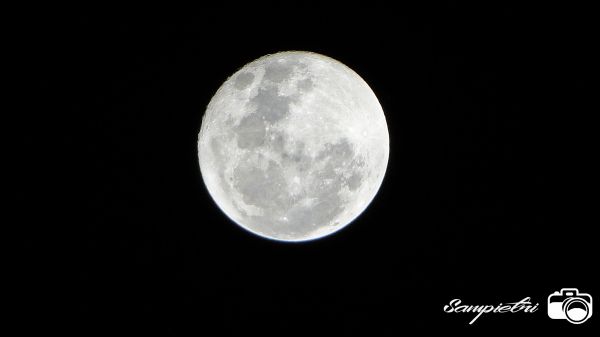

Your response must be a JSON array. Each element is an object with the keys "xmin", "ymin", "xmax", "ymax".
[{"xmin": 20, "ymin": 3, "xmax": 596, "ymax": 335}]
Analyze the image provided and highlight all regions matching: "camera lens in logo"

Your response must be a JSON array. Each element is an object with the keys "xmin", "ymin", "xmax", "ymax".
[{"xmin": 563, "ymin": 298, "xmax": 591, "ymax": 324}]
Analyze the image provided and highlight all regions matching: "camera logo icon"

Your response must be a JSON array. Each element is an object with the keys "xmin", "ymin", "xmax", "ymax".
[{"xmin": 548, "ymin": 288, "xmax": 593, "ymax": 324}]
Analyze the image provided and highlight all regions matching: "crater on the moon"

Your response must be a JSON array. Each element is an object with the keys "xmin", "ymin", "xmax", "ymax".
[
  {"xmin": 264, "ymin": 61, "xmax": 294, "ymax": 83},
  {"xmin": 297, "ymin": 78, "xmax": 314, "ymax": 92},
  {"xmin": 250, "ymin": 87, "xmax": 291, "ymax": 123},
  {"xmin": 234, "ymin": 72, "xmax": 254, "ymax": 90},
  {"xmin": 199, "ymin": 51, "xmax": 389, "ymax": 241},
  {"xmin": 230, "ymin": 135, "xmax": 362, "ymax": 238}
]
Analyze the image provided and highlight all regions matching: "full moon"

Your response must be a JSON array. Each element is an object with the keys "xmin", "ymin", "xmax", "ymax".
[{"xmin": 198, "ymin": 51, "xmax": 389, "ymax": 242}]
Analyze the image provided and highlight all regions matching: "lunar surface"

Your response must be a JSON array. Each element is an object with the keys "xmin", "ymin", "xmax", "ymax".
[{"xmin": 198, "ymin": 51, "xmax": 389, "ymax": 241}]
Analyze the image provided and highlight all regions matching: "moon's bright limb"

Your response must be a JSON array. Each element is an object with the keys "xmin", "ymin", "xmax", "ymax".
[{"xmin": 198, "ymin": 51, "xmax": 389, "ymax": 242}]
